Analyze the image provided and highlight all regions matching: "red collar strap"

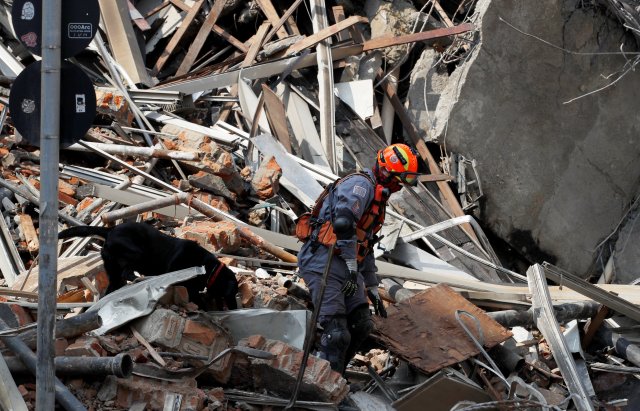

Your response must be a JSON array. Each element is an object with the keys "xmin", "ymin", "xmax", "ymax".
[{"xmin": 207, "ymin": 263, "xmax": 225, "ymax": 288}]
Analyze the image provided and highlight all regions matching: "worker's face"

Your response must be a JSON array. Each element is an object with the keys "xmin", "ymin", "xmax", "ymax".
[{"xmin": 375, "ymin": 165, "xmax": 403, "ymax": 193}]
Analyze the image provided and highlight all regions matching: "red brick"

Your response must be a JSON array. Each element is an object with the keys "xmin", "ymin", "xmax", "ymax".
[
  {"xmin": 65, "ymin": 337, "xmax": 105, "ymax": 357},
  {"xmin": 9, "ymin": 304, "xmax": 34, "ymax": 327},
  {"xmin": 239, "ymin": 336, "xmax": 348, "ymax": 404},
  {"xmin": 183, "ymin": 319, "xmax": 215, "ymax": 346},
  {"xmin": 115, "ymin": 375, "xmax": 205, "ymax": 410},
  {"xmin": 251, "ymin": 156, "xmax": 282, "ymax": 199},
  {"xmin": 244, "ymin": 335, "xmax": 266, "ymax": 349},
  {"xmin": 54, "ymin": 338, "xmax": 68, "ymax": 356}
]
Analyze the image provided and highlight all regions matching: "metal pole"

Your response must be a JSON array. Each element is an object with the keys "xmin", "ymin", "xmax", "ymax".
[
  {"xmin": 286, "ymin": 243, "xmax": 336, "ymax": 409},
  {"xmin": 0, "ymin": 319, "xmax": 86, "ymax": 411},
  {"xmin": 38, "ymin": 0, "xmax": 62, "ymax": 408}
]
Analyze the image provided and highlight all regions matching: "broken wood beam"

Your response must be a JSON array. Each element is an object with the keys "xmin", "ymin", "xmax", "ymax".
[
  {"xmin": 152, "ymin": 0, "xmax": 205, "ymax": 75},
  {"xmin": 144, "ymin": 0, "xmax": 171, "ymax": 18},
  {"xmin": 211, "ymin": 24, "xmax": 249, "ymax": 53},
  {"xmin": 256, "ymin": 0, "xmax": 289, "ymax": 39},
  {"xmin": 284, "ymin": 16, "xmax": 369, "ymax": 56},
  {"xmin": 363, "ymin": 23, "xmax": 474, "ymax": 51},
  {"xmin": 168, "ymin": 0, "xmax": 247, "ymax": 53},
  {"xmin": 263, "ymin": 0, "xmax": 303, "ymax": 44},
  {"xmin": 261, "ymin": 84, "xmax": 292, "ymax": 152},
  {"xmin": 581, "ymin": 305, "xmax": 610, "ymax": 350},
  {"xmin": 331, "ymin": 6, "xmax": 350, "ymax": 42},
  {"xmin": 99, "ymin": 0, "xmax": 152, "ymax": 85},
  {"xmin": 175, "ymin": 0, "xmax": 228, "ymax": 76},
  {"xmin": 377, "ymin": 68, "xmax": 478, "ymax": 242},
  {"xmin": 242, "ymin": 22, "xmax": 271, "ymax": 67}
]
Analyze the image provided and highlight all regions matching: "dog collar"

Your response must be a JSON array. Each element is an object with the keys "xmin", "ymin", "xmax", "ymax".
[{"xmin": 207, "ymin": 263, "xmax": 225, "ymax": 288}]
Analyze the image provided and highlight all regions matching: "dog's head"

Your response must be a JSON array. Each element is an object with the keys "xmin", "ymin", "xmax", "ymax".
[{"xmin": 205, "ymin": 262, "xmax": 239, "ymax": 310}]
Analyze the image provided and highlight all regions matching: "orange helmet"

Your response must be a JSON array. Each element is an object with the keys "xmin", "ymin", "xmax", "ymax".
[{"xmin": 376, "ymin": 144, "xmax": 419, "ymax": 186}]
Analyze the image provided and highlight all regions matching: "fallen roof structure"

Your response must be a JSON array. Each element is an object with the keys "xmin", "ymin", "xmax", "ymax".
[{"xmin": 0, "ymin": 0, "xmax": 639, "ymax": 409}]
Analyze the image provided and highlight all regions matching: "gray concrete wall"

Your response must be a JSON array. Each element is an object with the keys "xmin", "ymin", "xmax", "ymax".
[{"xmin": 425, "ymin": 0, "xmax": 640, "ymax": 276}]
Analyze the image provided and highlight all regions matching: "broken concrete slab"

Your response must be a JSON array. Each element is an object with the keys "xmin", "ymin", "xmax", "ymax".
[{"xmin": 426, "ymin": 0, "xmax": 640, "ymax": 277}]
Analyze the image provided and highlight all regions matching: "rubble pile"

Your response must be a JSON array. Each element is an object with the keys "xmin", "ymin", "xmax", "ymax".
[{"xmin": 0, "ymin": 0, "xmax": 639, "ymax": 410}]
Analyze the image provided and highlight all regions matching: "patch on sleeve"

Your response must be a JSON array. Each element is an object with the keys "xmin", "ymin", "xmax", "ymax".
[
  {"xmin": 351, "ymin": 200, "xmax": 361, "ymax": 214},
  {"xmin": 352, "ymin": 185, "xmax": 367, "ymax": 198}
]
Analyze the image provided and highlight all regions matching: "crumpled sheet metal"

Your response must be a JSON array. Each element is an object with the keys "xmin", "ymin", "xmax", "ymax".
[
  {"xmin": 207, "ymin": 308, "xmax": 308, "ymax": 350},
  {"xmin": 373, "ymin": 284, "xmax": 512, "ymax": 374},
  {"xmin": 86, "ymin": 266, "xmax": 206, "ymax": 335}
]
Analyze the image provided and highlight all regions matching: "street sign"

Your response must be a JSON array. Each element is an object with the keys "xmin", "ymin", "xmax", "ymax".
[
  {"xmin": 9, "ymin": 60, "xmax": 96, "ymax": 147},
  {"xmin": 11, "ymin": 0, "xmax": 100, "ymax": 58}
]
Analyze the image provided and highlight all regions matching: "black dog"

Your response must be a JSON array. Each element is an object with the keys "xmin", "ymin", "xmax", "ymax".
[{"xmin": 58, "ymin": 222, "xmax": 238, "ymax": 311}]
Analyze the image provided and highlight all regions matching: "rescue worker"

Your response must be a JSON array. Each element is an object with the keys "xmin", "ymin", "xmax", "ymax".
[{"xmin": 297, "ymin": 143, "xmax": 420, "ymax": 373}]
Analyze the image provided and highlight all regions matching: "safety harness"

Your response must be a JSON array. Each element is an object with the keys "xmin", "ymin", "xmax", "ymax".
[{"xmin": 295, "ymin": 172, "xmax": 389, "ymax": 262}]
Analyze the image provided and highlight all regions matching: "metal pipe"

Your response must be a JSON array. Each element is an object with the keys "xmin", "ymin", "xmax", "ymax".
[
  {"xmin": 0, "ymin": 178, "xmax": 83, "ymax": 227},
  {"xmin": 0, "ymin": 318, "xmax": 86, "ymax": 410},
  {"xmin": 487, "ymin": 301, "xmax": 604, "ymax": 328},
  {"xmin": 5, "ymin": 353, "xmax": 133, "ymax": 378},
  {"xmin": 99, "ymin": 192, "xmax": 299, "ymax": 263},
  {"xmin": 39, "ymin": 0, "xmax": 63, "ymax": 407},
  {"xmin": 67, "ymin": 142, "xmax": 201, "ymax": 161},
  {"xmin": 381, "ymin": 278, "xmax": 604, "ymax": 328},
  {"xmin": 596, "ymin": 327, "xmax": 640, "ymax": 368},
  {"xmin": 19, "ymin": 310, "xmax": 102, "ymax": 350}
]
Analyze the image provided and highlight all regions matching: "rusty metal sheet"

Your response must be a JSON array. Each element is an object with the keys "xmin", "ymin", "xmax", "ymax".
[{"xmin": 373, "ymin": 284, "xmax": 512, "ymax": 374}]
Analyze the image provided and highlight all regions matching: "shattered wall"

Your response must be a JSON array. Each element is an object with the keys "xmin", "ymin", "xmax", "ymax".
[{"xmin": 420, "ymin": 0, "xmax": 640, "ymax": 277}]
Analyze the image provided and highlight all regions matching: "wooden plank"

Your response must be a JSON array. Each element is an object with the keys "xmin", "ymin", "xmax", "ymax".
[
  {"xmin": 131, "ymin": 326, "xmax": 167, "ymax": 366},
  {"xmin": 176, "ymin": 0, "xmax": 227, "ymax": 76},
  {"xmin": 18, "ymin": 214, "xmax": 38, "ymax": 253},
  {"xmin": 212, "ymin": 24, "xmax": 249, "ymax": 53},
  {"xmin": 363, "ymin": 23, "xmax": 474, "ymax": 52},
  {"xmin": 144, "ymin": 0, "xmax": 171, "ymax": 18},
  {"xmin": 242, "ymin": 22, "xmax": 271, "ymax": 67},
  {"xmin": 261, "ymin": 84, "xmax": 292, "ymax": 153},
  {"xmin": 99, "ymin": 0, "xmax": 152, "ymax": 85},
  {"xmin": 582, "ymin": 305, "xmax": 610, "ymax": 350},
  {"xmin": 285, "ymin": 15, "xmax": 301, "ymax": 36},
  {"xmin": 377, "ymin": 68, "xmax": 478, "ymax": 242},
  {"xmin": 170, "ymin": 0, "xmax": 248, "ymax": 53},
  {"xmin": 256, "ymin": 0, "xmax": 289, "ymax": 39},
  {"xmin": 331, "ymin": 6, "xmax": 349, "ymax": 42},
  {"xmin": 152, "ymin": 0, "xmax": 205, "ymax": 75},
  {"xmin": 263, "ymin": 0, "xmax": 303, "ymax": 44},
  {"xmin": 434, "ymin": 0, "xmax": 454, "ymax": 27},
  {"xmin": 128, "ymin": 0, "xmax": 152, "ymax": 31},
  {"xmin": 284, "ymin": 16, "xmax": 369, "ymax": 56}
]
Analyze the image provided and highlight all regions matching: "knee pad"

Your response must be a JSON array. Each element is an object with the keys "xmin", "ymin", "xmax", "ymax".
[{"xmin": 318, "ymin": 317, "xmax": 351, "ymax": 371}]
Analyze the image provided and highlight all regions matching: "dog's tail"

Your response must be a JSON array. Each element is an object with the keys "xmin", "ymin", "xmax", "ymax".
[{"xmin": 58, "ymin": 226, "xmax": 113, "ymax": 240}]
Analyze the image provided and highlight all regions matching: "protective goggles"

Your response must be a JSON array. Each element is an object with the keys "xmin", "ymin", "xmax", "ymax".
[{"xmin": 378, "ymin": 167, "xmax": 419, "ymax": 186}]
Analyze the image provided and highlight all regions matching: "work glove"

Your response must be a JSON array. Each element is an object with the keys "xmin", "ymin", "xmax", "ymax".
[
  {"xmin": 341, "ymin": 258, "xmax": 359, "ymax": 297},
  {"xmin": 367, "ymin": 287, "xmax": 387, "ymax": 318}
]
